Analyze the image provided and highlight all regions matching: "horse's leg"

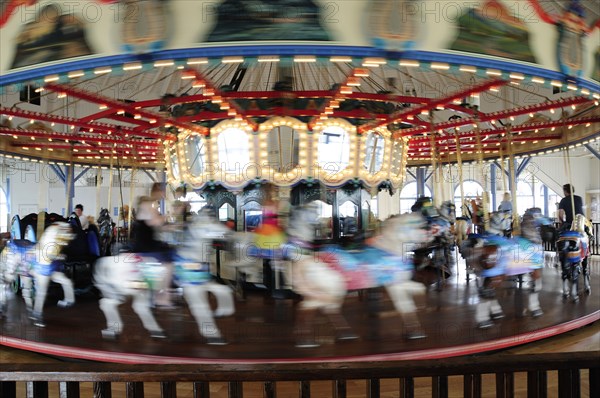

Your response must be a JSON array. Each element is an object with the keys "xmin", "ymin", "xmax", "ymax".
[
  {"xmin": 182, "ymin": 284, "xmax": 225, "ymax": 345},
  {"xmin": 31, "ymin": 274, "xmax": 49, "ymax": 327},
  {"xmin": 386, "ymin": 281, "xmax": 426, "ymax": 339},
  {"xmin": 475, "ymin": 278, "xmax": 501, "ymax": 328},
  {"xmin": 205, "ymin": 282, "xmax": 235, "ymax": 318},
  {"xmin": 582, "ymin": 256, "xmax": 591, "ymax": 294},
  {"xmin": 99, "ymin": 297, "xmax": 124, "ymax": 339},
  {"xmin": 561, "ymin": 260, "xmax": 571, "ymax": 298},
  {"xmin": 50, "ymin": 272, "xmax": 75, "ymax": 307},
  {"xmin": 571, "ymin": 263, "xmax": 581, "ymax": 302},
  {"xmin": 21, "ymin": 276, "xmax": 34, "ymax": 314},
  {"xmin": 527, "ymin": 271, "xmax": 543, "ymax": 318},
  {"xmin": 131, "ymin": 290, "xmax": 166, "ymax": 338}
]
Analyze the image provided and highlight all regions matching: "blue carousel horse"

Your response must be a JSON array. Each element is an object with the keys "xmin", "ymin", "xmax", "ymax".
[
  {"xmin": 290, "ymin": 208, "xmax": 434, "ymax": 347},
  {"xmin": 93, "ymin": 208, "xmax": 235, "ymax": 344},
  {"xmin": 462, "ymin": 208, "xmax": 552, "ymax": 329},
  {"xmin": 556, "ymin": 214, "xmax": 593, "ymax": 301},
  {"xmin": 0, "ymin": 222, "xmax": 76, "ymax": 327}
]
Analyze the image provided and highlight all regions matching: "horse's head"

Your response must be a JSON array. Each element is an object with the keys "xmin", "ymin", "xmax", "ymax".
[
  {"xmin": 572, "ymin": 214, "xmax": 589, "ymax": 234},
  {"xmin": 488, "ymin": 211, "xmax": 511, "ymax": 235},
  {"xmin": 37, "ymin": 222, "xmax": 75, "ymax": 263},
  {"xmin": 379, "ymin": 212, "xmax": 433, "ymax": 248},
  {"xmin": 522, "ymin": 207, "xmax": 553, "ymax": 243},
  {"xmin": 439, "ymin": 201, "xmax": 456, "ymax": 223}
]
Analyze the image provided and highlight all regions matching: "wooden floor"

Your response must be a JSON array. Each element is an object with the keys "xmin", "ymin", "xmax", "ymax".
[
  {"xmin": 1, "ymin": 255, "xmax": 598, "ymax": 364},
  {"xmin": 1, "ymin": 256, "xmax": 599, "ymax": 397}
]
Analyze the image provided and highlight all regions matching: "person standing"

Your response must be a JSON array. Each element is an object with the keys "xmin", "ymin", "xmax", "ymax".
[
  {"xmin": 558, "ymin": 183, "xmax": 584, "ymax": 229},
  {"xmin": 74, "ymin": 204, "xmax": 89, "ymax": 230},
  {"xmin": 498, "ymin": 192, "xmax": 513, "ymax": 213}
]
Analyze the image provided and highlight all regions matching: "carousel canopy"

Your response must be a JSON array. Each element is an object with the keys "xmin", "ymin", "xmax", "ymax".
[{"xmin": 0, "ymin": 0, "xmax": 598, "ymax": 190}]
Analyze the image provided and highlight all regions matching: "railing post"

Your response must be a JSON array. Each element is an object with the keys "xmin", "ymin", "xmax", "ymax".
[
  {"xmin": 193, "ymin": 382, "xmax": 210, "ymax": 398},
  {"xmin": 333, "ymin": 379, "xmax": 346, "ymax": 398},
  {"xmin": 527, "ymin": 370, "xmax": 547, "ymax": 398},
  {"xmin": 432, "ymin": 376, "xmax": 448, "ymax": 398},
  {"xmin": 264, "ymin": 381, "xmax": 276, "ymax": 398},
  {"xmin": 496, "ymin": 372, "xmax": 514, "ymax": 398},
  {"xmin": 400, "ymin": 377, "xmax": 414, "ymax": 398},
  {"xmin": 558, "ymin": 369, "xmax": 580, "ymax": 398},
  {"xmin": 93, "ymin": 381, "xmax": 112, "ymax": 398},
  {"xmin": 299, "ymin": 380, "xmax": 310, "ymax": 398},
  {"xmin": 59, "ymin": 381, "xmax": 80, "ymax": 398},
  {"xmin": 228, "ymin": 381, "xmax": 243, "ymax": 398},
  {"xmin": 161, "ymin": 381, "xmax": 177, "ymax": 398},
  {"xmin": 463, "ymin": 374, "xmax": 481, "ymax": 398},
  {"xmin": 26, "ymin": 381, "xmax": 48, "ymax": 398},
  {"xmin": 126, "ymin": 382, "xmax": 144, "ymax": 398},
  {"xmin": 366, "ymin": 378, "xmax": 380, "ymax": 398}
]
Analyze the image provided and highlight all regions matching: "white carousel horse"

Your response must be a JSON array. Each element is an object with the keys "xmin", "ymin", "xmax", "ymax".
[
  {"xmin": 453, "ymin": 200, "xmax": 474, "ymax": 251},
  {"xmin": 462, "ymin": 208, "xmax": 550, "ymax": 329},
  {"xmin": 93, "ymin": 209, "xmax": 235, "ymax": 344},
  {"xmin": 556, "ymin": 214, "xmax": 592, "ymax": 301},
  {"xmin": 0, "ymin": 222, "xmax": 76, "ymax": 327},
  {"xmin": 291, "ymin": 210, "xmax": 434, "ymax": 347}
]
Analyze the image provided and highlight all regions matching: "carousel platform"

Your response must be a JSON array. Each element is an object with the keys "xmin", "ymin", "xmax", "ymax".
[{"xmin": 1, "ymin": 255, "xmax": 598, "ymax": 364}]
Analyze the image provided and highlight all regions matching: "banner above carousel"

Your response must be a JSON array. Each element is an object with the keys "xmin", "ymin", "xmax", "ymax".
[
  {"xmin": 0, "ymin": 0, "xmax": 599, "ymax": 173},
  {"xmin": 0, "ymin": 0, "xmax": 599, "ymax": 79}
]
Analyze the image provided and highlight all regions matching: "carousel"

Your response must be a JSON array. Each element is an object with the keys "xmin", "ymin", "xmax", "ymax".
[{"xmin": 0, "ymin": 0, "xmax": 599, "ymax": 364}]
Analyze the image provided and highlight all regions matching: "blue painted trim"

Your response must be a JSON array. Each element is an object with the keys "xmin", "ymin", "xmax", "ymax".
[
  {"xmin": 405, "ymin": 169, "xmax": 417, "ymax": 180},
  {"xmin": 49, "ymin": 164, "xmax": 66, "ymax": 184},
  {"xmin": 490, "ymin": 163, "xmax": 497, "ymax": 211},
  {"xmin": 542, "ymin": 185, "xmax": 549, "ymax": 217},
  {"xmin": 424, "ymin": 169, "xmax": 434, "ymax": 182},
  {"xmin": 584, "ymin": 144, "xmax": 600, "ymax": 160},
  {"xmin": 2, "ymin": 45, "xmax": 599, "ymax": 91},
  {"xmin": 74, "ymin": 167, "xmax": 91, "ymax": 183},
  {"xmin": 493, "ymin": 160, "xmax": 510, "ymax": 178},
  {"xmin": 516, "ymin": 157, "xmax": 531, "ymax": 177},
  {"xmin": 416, "ymin": 167, "xmax": 426, "ymax": 198},
  {"xmin": 5, "ymin": 177, "xmax": 10, "ymax": 214}
]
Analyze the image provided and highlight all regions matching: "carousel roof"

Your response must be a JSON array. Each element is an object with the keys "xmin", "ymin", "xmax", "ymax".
[{"xmin": 1, "ymin": 49, "xmax": 599, "ymax": 173}]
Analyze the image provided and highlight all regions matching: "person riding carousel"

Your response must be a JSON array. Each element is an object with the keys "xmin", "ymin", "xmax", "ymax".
[{"xmin": 130, "ymin": 183, "xmax": 175, "ymax": 307}]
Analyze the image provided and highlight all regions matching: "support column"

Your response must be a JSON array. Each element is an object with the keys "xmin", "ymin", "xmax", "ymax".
[
  {"xmin": 543, "ymin": 185, "xmax": 549, "ymax": 217},
  {"xmin": 65, "ymin": 163, "xmax": 74, "ymax": 215},
  {"xmin": 416, "ymin": 167, "xmax": 426, "ymax": 198},
  {"xmin": 490, "ymin": 163, "xmax": 497, "ymax": 211}
]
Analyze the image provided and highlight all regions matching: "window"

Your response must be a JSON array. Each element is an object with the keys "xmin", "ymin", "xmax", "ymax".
[
  {"xmin": 539, "ymin": 185, "xmax": 561, "ymax": 219},
  {"xmin": 400, "ymin": 182, "xmax": 432, "ymax": 214},
  {"xmin": 267, "ymin": 125, "xmax": 300, "ymax": 172},
  {"xmin": 184, "ymin": 135, "xmax": 206, "ymax": 176},
  {"xmin": 19, "ymin": 85, "xmax": 41, "ymax": 106},
  {"xmin": 218, "ymin": 127, "xmax": 250, "ymax": 172},
  {"xmin": 317, "ymin": 126, "xmax": 350, "ymax": 170},
  {"xmin": 516, "ymin": 181, "xmax": 534, "ymax": 214},
  {"xmin": 454, "ymin": 180, "xmax": 484, "ymax": 217},
  {"xmin": 364, "ymin": 132, "xmax": 385, "ymax": 173}
]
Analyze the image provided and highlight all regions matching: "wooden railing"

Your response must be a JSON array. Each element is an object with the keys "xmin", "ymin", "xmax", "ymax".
[{"xmin": 0, "ymin": 351, "xmax": 598, "ymax": 397}]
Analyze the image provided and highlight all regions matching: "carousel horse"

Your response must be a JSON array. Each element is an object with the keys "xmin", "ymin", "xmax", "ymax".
[
  {"xmin": 556, "ymin": 214, "xmax": 592, "ymax": 300},
  {"xmin": 291, "ymin": 210, "xmax": 434, "ymax": 347},
  {"xmin": 97, "ymin": 208, "xmax": 114, "ymax": 257},
  {"xmin": 462, "ymin": 208, "xmax": 551, "ymax": 329},
  {"xmin": 411, "ymin": 198, "xmax": 456, "ymax": 288},
  {"xmin": 0, "ymin": 222, "xmax": 76, "ymax": 327},
  {"xmin": 93, "ymin": 208, "xmax": 235, "ymax": 344}
]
